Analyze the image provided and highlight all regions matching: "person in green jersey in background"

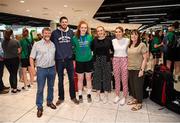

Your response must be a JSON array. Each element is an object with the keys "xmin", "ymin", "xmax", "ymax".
[{"xmin": 19, "ymin": 28, "xmax": 34, "ymax": 90}]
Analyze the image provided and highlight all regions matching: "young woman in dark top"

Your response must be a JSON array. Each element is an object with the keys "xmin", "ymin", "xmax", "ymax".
[
  {"xmin": 2, "ymin": 29, "xmax": 21, "ymax": 93},
  {"xmin": 92, "ymin": 26, "xmax": 114, "ymax": 104}
]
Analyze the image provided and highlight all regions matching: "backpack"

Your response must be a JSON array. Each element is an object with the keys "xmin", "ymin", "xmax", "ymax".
[
  {"xmin": 168, "ymin": 31, "xmax": 180, "ymax": 49},
  {"xmin": 150, "ymin": 64, "xmax": 174, "ymax": 106},
  {"xmin": 173, "ymin": 31, "xmax": 180, "ymax": 48},
  {"xmin": 166, "ymin": 89, "xmax": 180, "ymax": 114},
  {"xmin": 143, "ymin": 70, "xmax": 153, "ymax": 99}
]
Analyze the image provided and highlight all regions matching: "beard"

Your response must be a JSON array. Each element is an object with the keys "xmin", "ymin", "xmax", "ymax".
[
  {"xmin": 61, "ymin": 25, "xmax": 67, "ymax": 30},
  {"xmin": 44, "ymin": 37, "xmax": 50, "ymax": 41}
]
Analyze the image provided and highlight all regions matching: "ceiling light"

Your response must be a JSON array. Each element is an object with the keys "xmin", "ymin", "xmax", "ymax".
[
  {"xmin": 127, "ymin": 13, "xmax": 167, "ymax": 17},
  {"xmin": 43, "ymin": 7, "xmax": 48, "ymax": 10},
  {"xmin": 95, "ymin": 16, "xmax": 111, "ymax": 19},
  {"xmin": 59, "ymin": 11, "xmax": 63, "ymax": 14},
  {"xmin": 19, "ymin": 0, "xmax": 25, "ymax": 3},
  {"xmin": 26, "ymin": 9, "xmax": 30, "ymax": 12},
  {"xmin": 43, "ymin": 13, "xmax": 48, "ymax": 15},
  {"xmin": 129, "ymin": 18, "xmax": 159, "ymax": 21},
  {"xmin": 161, "ymin": 20, "xmax": 180, "ymax": 24},
  {"xmin": 129, "ymin": 21, "xmax": 154, "ymax": 24},
  {"xmin": 126, "ymin": 4, "xmax": 180, "ymax": 10},
  {"xmin": 64, "ymin": 5, "xmax": 68, "ymax": 8}
]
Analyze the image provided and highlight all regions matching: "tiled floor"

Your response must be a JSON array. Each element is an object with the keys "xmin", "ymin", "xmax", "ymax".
[{"xmin": 0, "ymin": 67, "xmax": 180, "ymax": 123}]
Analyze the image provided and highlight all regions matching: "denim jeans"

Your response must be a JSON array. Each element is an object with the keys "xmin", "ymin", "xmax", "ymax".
[
  {"xmin": 36, "ymin": 66, "xmax": 55, "ymax": 109},
  {"xmin": 56, "ymin": 59, "xmax": 76, "ymax": 100},
  {"xmin": 0, "ymin": 60, "xmax": 5, "ymax": 91}
]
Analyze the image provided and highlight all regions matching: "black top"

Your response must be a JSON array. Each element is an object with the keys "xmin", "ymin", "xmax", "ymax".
[{"xmin": 92, "ymin": 37, "xmax": 114, "ymax": 62}]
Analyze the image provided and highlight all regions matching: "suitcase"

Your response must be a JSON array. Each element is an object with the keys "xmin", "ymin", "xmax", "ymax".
[
  {"xmin": 150, "ymin": 64, "xmax": 174, "ymax": 106},
  {"xmin": 166, "ymin": 90, "xmax": 180, "ymax": 114},
  {"xmin": 143, "ymin": 70, "xmax": 153, "ymax": 99}
]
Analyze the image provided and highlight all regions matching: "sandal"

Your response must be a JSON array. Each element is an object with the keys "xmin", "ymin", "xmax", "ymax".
[
  {"xmin": 131, "ymin": 104, "xmax": 142, "ymax": 111},
  {"xmin": 127, "ymin": 99, "xmax": 137, "ymax": 105}
]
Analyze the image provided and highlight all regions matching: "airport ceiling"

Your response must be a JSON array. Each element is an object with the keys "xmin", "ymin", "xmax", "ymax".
[
  {"xmin": 94, "ymin": 0, "xmax": 180, "ymax": 30},
  {"xmin": 0, "ymin": 0, "xmax": 180, "ymax": 30},
  {"xmin": 0, "ymin": 12, "xmax": 51, "ymax": 27}
]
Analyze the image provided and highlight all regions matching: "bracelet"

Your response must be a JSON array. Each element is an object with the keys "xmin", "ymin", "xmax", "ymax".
[{"xmin": 140, "ymin": 69, "xmax": 144, "ymax": 72}]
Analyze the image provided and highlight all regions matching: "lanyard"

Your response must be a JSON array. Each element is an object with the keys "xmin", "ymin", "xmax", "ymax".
[
  {"xmin": 80, "ymin": 35, "xmax": 87, "ymax": 47},
  {"xmin": 80, "ymin": 35, "xmax": 87, "ymax": 55}
]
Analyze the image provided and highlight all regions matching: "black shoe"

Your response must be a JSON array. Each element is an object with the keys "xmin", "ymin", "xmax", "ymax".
[
  {"xmin": 11, "ymin": 89, "xmax": 21, "ymax": 93},
  {"xmin": 79, "ymin": 95, "xmax": 83, "ymax": 103},
  {"xmin": 3, "ymin": 86, "xmax": 10, "ymax": 90},
  {"xmin": 47, "ymin": 103, "xmax": 56, "ymax": 109},
  {"xmin": 0, "ymin": 90, "xmax": 9, "ymax": 94},
  {"xmin": 56, "ymin": 99, "xmax": 64, "ymax": 106},
  {"xmin": 22, "ymin": 86, "xmax": 26, "ymax": 90},
  {"xmin": 11, "ymin": 89, "xmax": 17, "ymax": 93},
  {"xmin": 27, "ymin": 85, "xmax": 31, "ymax": 88},
  {"xmin": 71, "ymin": 98, "xmax": 79, "ymax": 104},
  {"xmin": 17, "ymin": 89, "xmax": 21, "ymax": 92},
  {"xmin": 37, "ymin": 108, "xmax": 43, "ymax": 118},
  {"xmin": 87, "ymin": 94, "xmax": 92, "ymax": 103}
]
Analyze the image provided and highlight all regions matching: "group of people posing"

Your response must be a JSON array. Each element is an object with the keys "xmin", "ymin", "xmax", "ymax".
[
  {"xmin": 1, "ymin": 16, "xmax": 154, "ymax": 118},
  {"xmin": 36, "ymin": 16, "xmax": 148, "ymax": 117}
]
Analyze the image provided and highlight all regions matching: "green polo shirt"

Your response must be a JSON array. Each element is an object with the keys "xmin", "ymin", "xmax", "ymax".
[
  {"xmin": 20, "ymin": 37, "xmax": 32, "ymax": 59},
  {"xmin": 151, "ymin": 37, "xmax": 161, "ymax": 52},
  {"xmin": 167, "ymin": 32, "xmax": 175, "ymax": 44}
]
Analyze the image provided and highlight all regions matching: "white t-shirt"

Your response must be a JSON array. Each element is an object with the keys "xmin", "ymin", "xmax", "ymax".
[{"xmin": 112, "ymin": 38, "xmax": 130, "ymax": 57}]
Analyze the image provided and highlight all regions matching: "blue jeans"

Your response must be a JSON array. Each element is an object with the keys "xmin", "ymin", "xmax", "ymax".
[
  {"xmin": 36, "ymin": 66, "xmax": 55, "ymax": 109},
  {"xmin": 0, "ymin": 60, "xmax": 5, "ymax": 91},
  {"xmin": 56, "ymin": 59, "xmax": 76, "ymax": 100}
]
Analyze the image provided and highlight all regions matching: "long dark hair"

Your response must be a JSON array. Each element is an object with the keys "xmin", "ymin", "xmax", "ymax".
[
  {"xmin": 129, "ymin": 29, "xmax": 141, "ymax": 48},
  {"xmin": 2, "ymin": 29, "xmax": 13, "ymax": 50}
]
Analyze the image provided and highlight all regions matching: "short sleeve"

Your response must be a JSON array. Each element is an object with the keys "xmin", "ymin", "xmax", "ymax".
[
  {"xmin": 30, "ymin": 42, "xmax": 37, "ymax": 59},
  {"xmin": 17, "ymin": 41, "xmax": 20, "ymax": 48},
  {"xmin": 154, "ymin": 37, "xmax": 159, "ymax": 45},
  {"xmin": 141, "ymin": 43, "xmax": 148, "ymax": 54}
]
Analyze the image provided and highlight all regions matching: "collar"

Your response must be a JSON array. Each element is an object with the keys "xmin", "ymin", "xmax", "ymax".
[
  {"xmin": 41, "ymin": 39, "xmax": 51, "ymax": 44},
  {"xmin": 58, "ymin": 27, "xmax": 69, "ymax": 32}
]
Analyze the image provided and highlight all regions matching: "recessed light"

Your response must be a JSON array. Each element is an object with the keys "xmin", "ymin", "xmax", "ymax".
[
  {"xmin": 26, "ymin": 9, "xmax": 30, "ymax": 12},
  {"xmin": 64, "ymin": 5, "xmax": 68, "ymax": 8},
  {"xmin": 43, "ymin": 7, "xmax": 48, "ymax": 10},
  {"xmin": 43, "ymin": 13, "xmax": 48, "ymax": 15},
  {"xmin": 59, "ymin": 11, "xmax": 63, "ymax": 14},
  {"xmin": 20, "ymin": 0, "xmax": 25, "ymax": 3}
]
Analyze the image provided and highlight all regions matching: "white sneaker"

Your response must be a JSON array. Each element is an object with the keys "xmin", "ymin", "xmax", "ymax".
[
  {"xmin": 114, "ymin": 96, "xmax": 120, "ymax": 104},
  {"xmin": 94, "ymin": 94, "xmax": 101, "ymax": 102},
  {"xmin": 103, "ymin": 95, "xmax": 108, "ymax": 104},
  {"xmin": 119, "ymin": 97, "xmax": 126, "ymax": 106}
]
